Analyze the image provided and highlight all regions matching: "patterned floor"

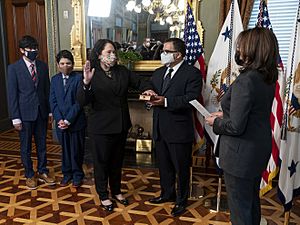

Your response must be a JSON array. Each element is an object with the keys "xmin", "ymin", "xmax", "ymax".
[{"xmin": 0, "ymin": 129, "xmax": 299, "ymax": 225}]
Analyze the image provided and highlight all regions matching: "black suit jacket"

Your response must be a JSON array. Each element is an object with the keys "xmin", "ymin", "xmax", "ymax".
[
  {"xmin": 77, "ymin": 65, "xmax": 150, "ymax": 134},
  {"xmin": 213, "ymin": 70, "xmax": 275, "ymax": 178},
  {"xmin": 151, "ymin": 62, "xmax": 202, "ymax": 143},
  {"xmin": 7, "ymin": 58, "xmax": 50, "ymax": 121}
]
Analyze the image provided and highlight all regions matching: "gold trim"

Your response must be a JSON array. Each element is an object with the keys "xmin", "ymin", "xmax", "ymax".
[
  {"xmin": 71, "ymin": 0, "xmax": 86, "ymax": 71},
  {"xmin": 133, "ymin": 60, "xmax": 162, "ymax": 72},
  {"xmin": 45, "ymin": 0, "xmax": 58, "ymax": 76},
  {"xmin": 192, "ymin": 0, "xmax": 204, "ymax": 45}
]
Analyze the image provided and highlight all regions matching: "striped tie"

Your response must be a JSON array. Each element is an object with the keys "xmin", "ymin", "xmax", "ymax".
[{"xmin": 30, "ymin": 64, "xmax": 37, "ymax": 84}]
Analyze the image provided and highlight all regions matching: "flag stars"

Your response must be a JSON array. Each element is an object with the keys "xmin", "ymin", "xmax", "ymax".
[
  {"xmin": 222, "ymin": 26, "xmax": 232, "ymax": 42},
  {"xmin": 288, "ymin": 160, "xmax": 298, "ymax": 177}
]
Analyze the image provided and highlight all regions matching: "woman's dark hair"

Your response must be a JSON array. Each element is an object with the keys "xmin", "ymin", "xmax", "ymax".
[
  {"xmin": 18, "ymin": 35, "xmax": 39, "ymax": 49},
  {"xmin": 56, "ymin": 50, "xmax": 74, "ymax": 64},
  {"xmin": 236, "ymin": 27, "xmax": 279, "ymax": 84},
  {"xmin": 164, "ymin": 38, "xmax": 186, "ymax": 57},
  {"xmin": 90, "ymin": 39, "xmax": 116, "ymax": 69}
]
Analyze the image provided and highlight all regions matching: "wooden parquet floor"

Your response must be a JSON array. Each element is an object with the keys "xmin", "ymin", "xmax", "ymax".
[{"xmin": 0, "ymin": 129, "xmax": 299, "ymax": 225}]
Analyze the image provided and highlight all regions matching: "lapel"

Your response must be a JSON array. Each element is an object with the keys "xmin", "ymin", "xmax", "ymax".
[
  {"xmin": 19, "ymin": 59, "xmax": 36, "ymax": 89},
  {"xmin": 34, "ymin": 60, "xmax": 41, "ymax": 87},
  {"xmin": 55, "ymin": 74, "xmax": 65, "ymax": 100},
  {"xmin": 161, "ymin": 64, "xmax": 184, "ymax": 95},
  {"xmin": 159, "ymin": 66, "xmax": 168, "ymax": 94}
]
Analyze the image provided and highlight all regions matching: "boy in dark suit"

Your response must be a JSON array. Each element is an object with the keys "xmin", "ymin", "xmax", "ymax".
[
  {"xmin": 7, "ymin": 35, "xmax": 55, "ymax": 189},
  {"xmin": 49, "ymin": 50, "xmax": 86, "ymax": 187}
]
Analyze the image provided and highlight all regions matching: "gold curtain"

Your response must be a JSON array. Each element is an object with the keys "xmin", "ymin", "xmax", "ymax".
[{"xmin": 219, "ymin": 0, "xmax": 254, "ymax": 30}]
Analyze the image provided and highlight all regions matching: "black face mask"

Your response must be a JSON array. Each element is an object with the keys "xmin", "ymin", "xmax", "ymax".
[
  {"xmin": 25, "ymin": 50, "xmax": 38, "ymax": 61},
  {"xmin": 234, "ymin": 51, "xmax": 244, "ymax": 66}
]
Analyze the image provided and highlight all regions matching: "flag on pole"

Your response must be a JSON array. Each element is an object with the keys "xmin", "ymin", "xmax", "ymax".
[
  {"xmin": 256, "ymin": 0, "xmax": 285, "ymax": 197},
  {"xmin": 278, "ymin": 5, "xmax": 300, "ymax": 211},
  {"xmin": 204, "ymin": 0, "xmax": 243, "ymax": 147},
  {"xmin": 184, "ymin": 1, "xmax": 206, "ymax": 151}
]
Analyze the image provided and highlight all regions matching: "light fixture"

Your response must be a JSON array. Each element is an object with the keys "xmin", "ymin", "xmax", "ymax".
[
  {"xmin": 88, "ymin": 0, "xmax": 111, "ymax": 17},
  {"xmin": 126, "ymin": 0, "xmax": 185, "ymax": 31}
]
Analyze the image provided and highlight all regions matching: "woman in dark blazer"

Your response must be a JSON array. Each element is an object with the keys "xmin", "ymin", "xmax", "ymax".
[
  {"xmin": 77, "ymin": 39, "xmax": 152, "ymax": 211},
  {"xmin": 205, "ymin": 27, "xmax": 279, "ymax": 225}
]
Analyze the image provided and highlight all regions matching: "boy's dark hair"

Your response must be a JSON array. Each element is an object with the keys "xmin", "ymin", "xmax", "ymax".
[
  {"xmin": 18, "ymin": 35, "xmax": 39, "ymax": 49},
  {"xmin": 56, "ymin": 50, "xmax": 74, "ymax": 64}
]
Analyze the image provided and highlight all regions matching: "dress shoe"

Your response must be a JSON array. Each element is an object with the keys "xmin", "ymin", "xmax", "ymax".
[
  {"xmin": 149, "ymin": 196, "xmax": 176, "ymax": 204},
  {"xmin": 60, "ymin": 176, "xmax": 72, "ymax": 186},
  {"xmin": 38, "ymin": 173, "xmax": 56, "ymax": 185},
  {"xmin": 100, "ymin": 200, "xmax": 114, "ymax": 212},
  {"xmin": 72, "ymin": 180, "xmax": 82, "ymax": 188},
  {"xmin": 171, "ymin": 204, "xmax": 186, "ymax": 217},
  {"xmin": 113, "ymin": 195, "xmax": 129, "ymax": 206}
]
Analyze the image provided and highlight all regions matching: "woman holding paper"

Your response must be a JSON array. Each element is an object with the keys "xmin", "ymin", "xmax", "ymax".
[
  {"xmin": 205, "ymin": 27, "xmax": 279, "ymax": 225},
  {"xmin": 77, "ymin": 39, "xmax": 153, "ymax": 211}
]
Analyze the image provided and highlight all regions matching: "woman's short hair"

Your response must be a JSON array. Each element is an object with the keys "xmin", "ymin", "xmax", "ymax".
[
  {"xmin": 90, "ymin": 39, "xmax": 116, "ymax": 69},
  {"xmin": 56, "ymin": 50, "xmax": 74, "ymax": 64},
  {"xmin": 236, "ymin": 27, "xmax": 279, "ymax": 84}
]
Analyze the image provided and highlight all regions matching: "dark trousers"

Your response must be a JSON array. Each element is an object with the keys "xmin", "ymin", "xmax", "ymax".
[
  {"xmin": 19, "ymin": 112, "xmax": 48, "ymax": 178},
  {"xmin": 156, "ymin": 138, "xmax": 192, "ymax": 205},
  {"xmin": 224, "ymin": 172, "xmax": 261, "ymax": 225},
  {"xmin": 90, "ymin": 132, "xmax": 127, "ymax": 200},
  {"xmin": 56, "ymin": 129, "xmax": 85, "ymax": 182}
]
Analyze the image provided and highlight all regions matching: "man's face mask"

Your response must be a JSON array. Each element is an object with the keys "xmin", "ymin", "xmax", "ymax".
[{"xmin": 25, "ymin": 49, "xmax": 38, "ymax": 61}]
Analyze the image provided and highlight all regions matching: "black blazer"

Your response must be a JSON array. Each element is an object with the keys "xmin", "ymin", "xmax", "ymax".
[
  {"xmin": 77, "ymin": 65, "xmax": 149, "ymax": 134},
  {"xmin": 7, "ymin": 58, "xmax": 50, "ymax": 121},
  {"xmin": 213, "ymin": 70, "xmax": 275, "ymax": 178},
  {"xmin": 151, "ymin": 62, "xmax": 202, "ymax": 143}
]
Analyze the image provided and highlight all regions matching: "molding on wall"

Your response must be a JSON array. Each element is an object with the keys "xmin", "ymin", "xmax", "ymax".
[{"xmin": 45, "ymin": 0, "xmax": 59, "ymax": 77}]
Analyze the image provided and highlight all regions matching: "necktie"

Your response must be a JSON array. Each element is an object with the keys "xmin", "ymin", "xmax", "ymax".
[
  {"xmin": 63, "ymin": 75, "xmax": 69, "ymax": 92},
  {"xmin": 30, "ymin": 64, "xmax": 37, "ymax": 85},
  {"xmin": 162, "ymin": 68, "xmax": 173, "ymax": 93}
]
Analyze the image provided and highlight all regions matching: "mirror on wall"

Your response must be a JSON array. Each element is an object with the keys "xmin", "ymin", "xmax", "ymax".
[{"xmin": 57, "ymin": 0, "xmax": 203, "ymax": 70}]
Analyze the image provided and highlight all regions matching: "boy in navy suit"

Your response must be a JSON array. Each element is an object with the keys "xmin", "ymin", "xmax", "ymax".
[
  {"xmin": 7, "ymin": 35, "xmax": 55, "ymax": 189},
  {"xmin": 49, "ymin": 50, "xmax": 86, "ymax": 187}
]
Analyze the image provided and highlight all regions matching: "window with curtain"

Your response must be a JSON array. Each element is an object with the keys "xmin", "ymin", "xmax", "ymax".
[{"xmin": 248, "ymin": 0, "xmax": 299, "ymax": 67}]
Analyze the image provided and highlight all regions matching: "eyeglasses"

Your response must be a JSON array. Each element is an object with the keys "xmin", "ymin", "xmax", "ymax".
[{"xmin": 160, "ymin": 50, "xmax": 177, "ymax": 55}]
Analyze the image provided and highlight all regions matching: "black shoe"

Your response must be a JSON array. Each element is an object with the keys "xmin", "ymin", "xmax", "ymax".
[
  {"xmin": 171, "ymin": 204, "xmax": 186, "ymax": 217},
  {"xmin": 72, "ymin": 180, "xmax": 82, "ymax": 188},
  {"xmin": 112, "ymin": 196, "xmax": 129, "ymax": 206},
  {"xmin": 100, "ymin": 201, "xmax": 114, "ymax": 212},
  {"xmin": 60, "ymin": 176, "xmax": 72, "ymax": 186},
  {"xmin": 149, "ymin": 196, "xmax": 176, "ymax": 204}
]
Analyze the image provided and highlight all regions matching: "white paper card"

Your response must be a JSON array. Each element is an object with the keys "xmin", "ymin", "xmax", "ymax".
[{"xmin": 189, "ymin": 99, "xmax": 211, "ymax": 118}]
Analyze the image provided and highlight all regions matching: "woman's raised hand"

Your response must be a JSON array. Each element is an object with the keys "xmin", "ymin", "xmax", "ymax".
[{"xmin": 83, "ymin": 60, "xmax": 95, "ymax": 85}]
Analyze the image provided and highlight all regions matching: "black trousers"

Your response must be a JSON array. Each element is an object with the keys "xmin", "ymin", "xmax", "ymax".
[
  {"xmin": 90, "ymin": 132, "xmax": 127, "ymax": 200},
  {"xmin": 156, "ymin": 138, "xmax": 192, "ymax": 205},
  {"xmin": 224, "ymin": 172, "xmax": 261, "ymax": 225}
]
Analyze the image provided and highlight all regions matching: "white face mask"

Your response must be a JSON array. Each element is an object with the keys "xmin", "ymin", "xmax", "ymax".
[{"xmin": 160, "ymin": 52, "xmax": 175, "ymax": 65}]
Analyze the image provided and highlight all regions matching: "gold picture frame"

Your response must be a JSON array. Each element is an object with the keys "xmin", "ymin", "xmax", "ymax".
[{"xmin": 65, "ymin": 0, "xmax": 204, "ymax": 72}]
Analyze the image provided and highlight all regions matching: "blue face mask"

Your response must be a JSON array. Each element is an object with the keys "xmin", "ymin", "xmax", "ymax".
[{"xmin": 25, "ymin": 50, "xmax": 38, "ymax": 61}]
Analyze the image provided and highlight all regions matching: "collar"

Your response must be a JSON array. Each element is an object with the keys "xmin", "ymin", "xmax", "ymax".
[
  {"xmin": 23, "ymin": 56, "xmax": 36, "ymax": 69},
  {"xmin": 165, "ymin": 60, "xmax": 184, "ymax": 78},
  {"xmin": 62, "ymin": 73, "xmax": 69, "ymax": 79}
]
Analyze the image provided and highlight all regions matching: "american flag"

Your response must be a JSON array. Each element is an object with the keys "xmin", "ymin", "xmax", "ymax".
[
  {"xmin": 257, "ymin": 0, "xmax": 285, "ymax": 196},
  {"xmin": 184, "ymin": 1, "xmax": 206, "ymax": 150}
]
